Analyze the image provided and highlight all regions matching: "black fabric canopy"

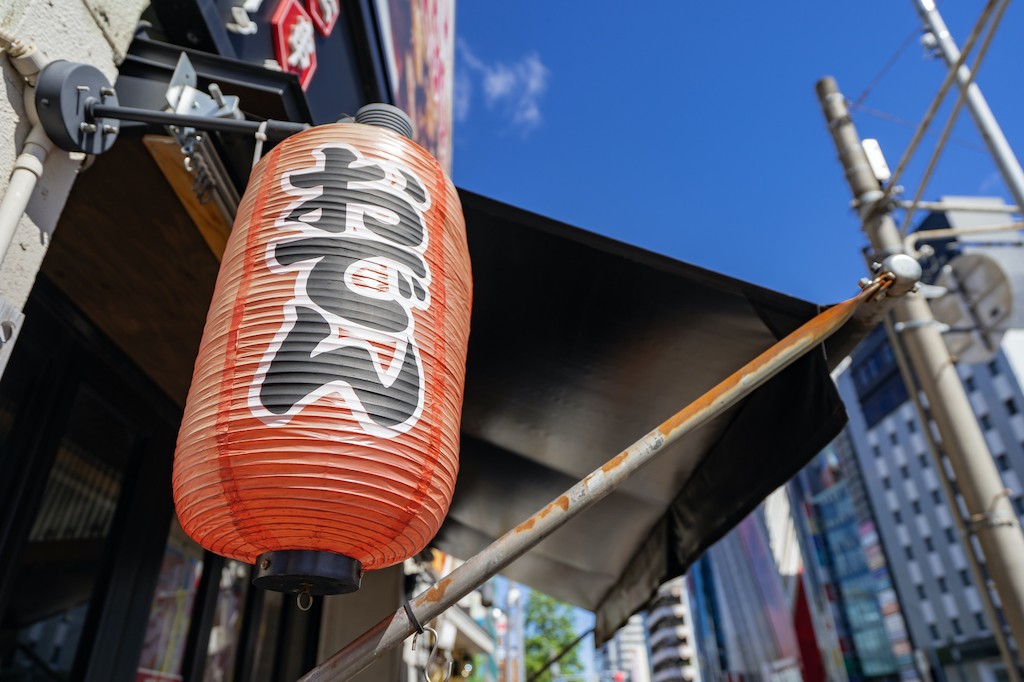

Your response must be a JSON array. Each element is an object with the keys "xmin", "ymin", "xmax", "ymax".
[{"xmin": 434, "ymin": 190, "xmax": 849, "ymax": 643}]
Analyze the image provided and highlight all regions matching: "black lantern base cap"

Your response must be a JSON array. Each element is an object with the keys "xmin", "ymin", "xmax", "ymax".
[{"xmin": 252, "ymin": 550, "xmax": 363, "ymax": 596}]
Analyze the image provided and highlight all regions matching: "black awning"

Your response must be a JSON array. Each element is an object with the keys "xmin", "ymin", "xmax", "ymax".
[{"xmin": 436, "ymin": 190, "xmax": 848, "ymax": 642}]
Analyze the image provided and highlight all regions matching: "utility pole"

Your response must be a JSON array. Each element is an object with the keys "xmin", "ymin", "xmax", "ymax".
[
  {"xmin": 911, "ymin": 0, "xmax": 1024, "ymax": 210},
  {"xmin": 817, "ymin": 77, "xmax": 1024, "ymax": 661}
]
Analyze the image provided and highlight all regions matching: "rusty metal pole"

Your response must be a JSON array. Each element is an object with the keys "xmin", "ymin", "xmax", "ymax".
[
  {"xmin": 297, "ymin": 278, "xmax": 891, "ymax": 682},
  {"xmin": 817, "ymin": 76, "xmax": 1024, "ymax": 664}
]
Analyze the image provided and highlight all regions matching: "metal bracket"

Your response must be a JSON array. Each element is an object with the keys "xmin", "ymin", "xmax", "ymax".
[{"xmin": 894, "ymin": 319, "xmax": 951, "ymax": 333}]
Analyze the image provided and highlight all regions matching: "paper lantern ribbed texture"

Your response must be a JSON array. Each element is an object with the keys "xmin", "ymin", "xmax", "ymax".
[{"xmin": 172, "ymin": 122, "xmax": 472, "ymax": 573}]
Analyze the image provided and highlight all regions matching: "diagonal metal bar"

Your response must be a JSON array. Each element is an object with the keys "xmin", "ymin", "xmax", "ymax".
[{"xmin": 297, "ymin": 277, "xmax": 893, "ymax": 682}]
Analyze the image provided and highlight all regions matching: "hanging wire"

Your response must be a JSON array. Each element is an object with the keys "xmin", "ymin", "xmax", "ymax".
[
  {"xmin": 882, "ymin": 0, "xmax": 1000, "ymax": 204},
  {"xmin": 847, "ymin": 102, "xmax": 988, "ymax": 153},
  {"xmin": 899, "ymin": 0, "xmax": 1012, "ymax": 237},
  {"xmin": 852, "ymin": 25, "xmax": 922, "ymax": 107}
]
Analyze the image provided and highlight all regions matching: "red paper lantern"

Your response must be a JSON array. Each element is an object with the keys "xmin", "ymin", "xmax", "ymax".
[{"xmin": 172, "ymin": 108, "xmax": 472, "ymax": 595}]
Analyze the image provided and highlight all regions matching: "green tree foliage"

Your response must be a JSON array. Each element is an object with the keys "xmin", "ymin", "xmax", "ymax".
[{"xmin": 524, "ymin": 591, "xmax": 583, "ymax": 682}]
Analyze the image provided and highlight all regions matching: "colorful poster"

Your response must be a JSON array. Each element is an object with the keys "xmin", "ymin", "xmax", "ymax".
[{"xmin": 374, "ymin": 0, "xmax": 455, "ymax": 172}]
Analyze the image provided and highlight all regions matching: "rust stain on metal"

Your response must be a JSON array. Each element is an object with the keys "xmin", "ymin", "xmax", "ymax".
[
  {"xmin": 424, "ymin": 577, "xmax": 452, "ymax": 603},
  {"xmin": 602, "ymin": 451, "xmax": 629, "ymax": 473},
  {"xmin": 515, "ymin": 496, "xmax": 570, "ymax": 533},
  {"xmin": 657, "ymin": 279, "xmax": 890, "ymax": 438}
]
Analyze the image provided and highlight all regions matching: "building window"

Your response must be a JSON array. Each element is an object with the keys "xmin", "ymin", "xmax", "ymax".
[
  {"xmin": 1006, "ymin": 398, "xmax": 1019, "ymax": 416},
  {"xmin": 989, "ymin": 360, "xmax": 1000, "ymax": 376},
  {"xmin": 966, "ymin": 376, "xmax": 977, "ymax": 392},
  {"xmin": 946, "ymin": 527, "xmax": 957, "ymax": 543},
  {"xmin": 932, "ymin": 489, "xmax": 942, "ymax": 504},
  {"xmin": 913, "ymin": 500, "xmax": 922, "ymax": 514},
  {"xmin": 883, "ymin": 477, "xmax": 892, "ymax": 490},
  {"xmin": 890, "ymin": 432, "xmax": 899, "ymax": 445},
  {"xmin": 906, "ymin": 546, "xmax": 915, "ymax": 560},
  {"xmin": 1014, "ymin": 497, "xmax": 1024, "ymax": 515},
  {"xmin": 930, "ymin": 624, "xmax": 940, "ymax": 640},
  {"xmin": 997, "ymin": 454, "xmax": 1010, "ymax": 472},
  {"xmin": 980, "ymin": 414, "xmax": 993, "ymax": 431},
  {"xmin": 960, "ymin": 570, "xmax": 971, "ymax": 586},
  {"xmin": 901, "ymin": 465, "xmax": 910, "ymax": 479},
  {"xmin": 919, "ymin": 454, "xmax": 929, "ymax": 468},
  {"xmin": 976, "ymin": 613, "xmax": 987, "ymax": 631},
  {"xmin": 894, "ymin": 511, "xmax": 902, "ymax": 524},
  {"xmin": 873, "ymin": 445, "xmax": 882, "ymax": 458},
  {"xmin": 917, "ymin": 585, "xmax": 927, "ymax": 599},
  {"xmin": 938, "ymin": 576, "xmax": 948, "ymax": 592},
  {"xmin": 925, "ymin": 537, "xmax": 935, "ymax": 552},
  {"xmin": 908, "ymin": 420, "xmax": 917, "ymax": 433},
  {"xmin": 952, "ymin": 618, "xmax": 963, "ymax": 636}
]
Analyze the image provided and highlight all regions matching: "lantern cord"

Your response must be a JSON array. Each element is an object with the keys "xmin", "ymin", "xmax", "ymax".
[
  {"xmin": 403, "ymin": 601, "xmax": 424, "ymax": 635},
  {"xmin": 252, "ymin": 120, "xmax": 269, "ymax": 169}
]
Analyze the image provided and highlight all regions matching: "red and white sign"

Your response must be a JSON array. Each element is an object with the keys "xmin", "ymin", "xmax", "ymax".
[
  {"xmin": 307, "ymin": 0, "xmax": 340, "ymax": 36},
  {"xmin": 272, "ymin": 0, "xmax": 317, "ymax": 90}
]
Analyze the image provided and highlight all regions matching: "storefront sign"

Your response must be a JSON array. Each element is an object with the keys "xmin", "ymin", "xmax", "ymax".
[
  {"xmin": 272, "ymin": 0, "xmax": 317, "ymax": 89},
  {"xmin": 308, "ymin": 0, "xmax": 340, "ymax": 36}
]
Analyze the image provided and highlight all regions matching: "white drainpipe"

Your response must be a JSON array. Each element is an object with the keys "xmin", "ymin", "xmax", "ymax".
[{"xmin": 0, "ymin": 28, "xmax": 53, "ymax": 267}]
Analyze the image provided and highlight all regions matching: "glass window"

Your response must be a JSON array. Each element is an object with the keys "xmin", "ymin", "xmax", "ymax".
[
  {"xmin": 883, "ymin": 477, "xmax": 892, "ymax": 490},
  {"xmin": 924, "ymin": 537, "xmax": 934, "ymax": 552},
  {"xmin": 938, "ymin": 577, "xmax": 947, "ymax": 593},
  {"xmin": 919, "ymin": 454, "xmax": 929, "ymax": 468},
  {"xmin": 913, "ymin": 500, "xmax": 922, "ymax": 514},
  {"xmin": 1006, "ymin": 398, "xmax": 1018, "ymax": 416},
  {"xmin": 989, "ymin": 360, "xmax": 1000, "ymax": 377},
  {"xmin": 966, "ymin": 376, "xmax": 977, "ymax": 392},
  {"xmin": 980, "ymin": 414, "xmax": 993, "ymax": 431},
  {"xmin": 894, "ymin": 511, "xmax": 902, "ymax": 524},
  {"xmin": 917, "ymin": 585, "xmax": 926, "ymax": 599},
  {"xmin": 960, "ymin": 570, "xmax": 971, "ymax": 586},
  {"xmin": 929, "ymin": 624, "xmax": 940, "ymax": 640},
  {"xmin": 976, "ymin": 613, "xmax": 987, "ymax": 631},
  {"xmin": 202, "ymin": 559, "xmax": 252, "ymax": 682},
  {"xmin": 905, "ymin": 546, "xmax": 914, "ymax": 560},
  {"xmin": 890, "ymin": 432, "xmax": 899, "ymax": 445},
  {"xmin": 908, "ymin": 420, "xmax": 917, "ymax": 433},
  {"xmin": 901, "ymin": 466, "xmax": 910, "ymax": 479},
  {"xmin": 1014, "ymin": 497, "xmax": 1024, "ymax": 516},
  {"xmin": 0, "ymin": 384, "xmax": 137, "ymax": 681},
  {"xmin": 135, "ymin": 518, "xmax": 206, "ymax": 681},
  {"xmin": 997, "ymin": 455, "xmax": 1010, "ymax": 472},
  {"xmin": 952, "ymin": 618, "xmax": 963, "ymax": 636},
  {"xmin": 932, "ymin": 490, "xmax": 942, "ymax": 504},
  {"xmin": 873, "ymin": 445, "xmax": 881, "ymax": 458},
  {"xmin": 946, "ymin": 528, "xmax": 956, "ymax": 543}
]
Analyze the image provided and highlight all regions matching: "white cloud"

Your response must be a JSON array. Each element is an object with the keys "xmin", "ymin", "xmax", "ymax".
[
  {"xmin": 978, "ymin": 170, "xmax": 1005, "ymax": 196},
  {"xmin": 456, "ymin": 40, "xmax": 549, "ymax": 134},
  {"xmin": 454, "ymin": 66, "xmax": 471, "ymax": 123}
]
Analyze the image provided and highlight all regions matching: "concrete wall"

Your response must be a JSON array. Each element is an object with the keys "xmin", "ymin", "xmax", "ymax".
[{"xmin": 0, "ymin": 0, "xmax": 147, "ymax": 310}]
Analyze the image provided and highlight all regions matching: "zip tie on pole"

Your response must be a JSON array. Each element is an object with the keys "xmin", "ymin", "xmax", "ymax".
[
  {"xmin": 403, "ymin": 601, "xmax": 424, "ymax": 635},
  {"xmin": 252, "ymin": 120, "xmax": 269, "ymax": 169},
  {"xmin": 296, "ymin": 274, "xmax": 895, "ymax": 682}
]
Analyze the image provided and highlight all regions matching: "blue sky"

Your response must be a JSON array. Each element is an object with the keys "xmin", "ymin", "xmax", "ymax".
[{"xmin": 451, "ymin": 0, "xmax": 1024, "ymax": 306}]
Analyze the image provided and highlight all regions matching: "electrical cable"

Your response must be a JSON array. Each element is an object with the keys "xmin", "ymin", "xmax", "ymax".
[
  {"xmin": 847, "ymin": 102, "xmax": 988, "ymax": 153},
  {"xmin": 853, "ymin": 25, "xmax": 921, "ymax": 107},
  {"xmin": 899, "ymin": 0, "xmax": 1012, "ymax": 237},
  {"xmin": 882, "ymin": 0, "xmax": 999, "ymax": 205}
]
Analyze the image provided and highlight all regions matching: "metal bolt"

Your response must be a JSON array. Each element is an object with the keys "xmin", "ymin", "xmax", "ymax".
[
  {"xmin": 259, "ymin": 559, "xmax": 270, "ymax": 571},
  {"xmin": 76, "ymin": 85, "xmax": 90, "ymax": 92},
  {"xmin": 858, "ymin": 277, "xmax": 872, "ymax": 289},
  {"xmin": 100, "ymin": 86, "xmax": 115, "ymax": 97},
  {"xmin": 79, "ymin": 122, "xmax": 97, "ymax": 133},
  {"xmin": 870, "ymin": 261, "xmax": 883, "ymax": 273},
  {"xmin": 102, "ymin": 124, "xmax": 119, "ymax": 135}
]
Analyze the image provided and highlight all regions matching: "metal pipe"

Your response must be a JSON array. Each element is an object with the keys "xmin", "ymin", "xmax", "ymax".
[
  {"xmin": 0, "ymin": 124, "xmax": 52, "ymax": 267},
  {"xmin": 897, "ymin": 200, "xmax": 1020, "ymax": 214},
  {"xmin": 881, "ymin": 0, "xmax": 999, "ymax": 207},
  {"xmin": 911, "ymin": 0, "xmax": 1024, "ymax": 214},
  {"xmin": 818, "ymin": 76, "xmax": 1024, "ymax": 668},
  {"xmin": 899, "ymin": 0, "xmax": 1010, "ymax": 237},
  {"xmin": 882, "ymin": 312, "xmax": 1021, "ymax": 682},
  {"xmin": 904, "ymin": 220, "xmax": 1024, "ymax": 258},
  {"xmin": 297, "ymin": 277, "xmax": 892, "ymax": 682},
  {"xmin": 87, "ymin": 103, "xmax": 310, "ymax": 138}
]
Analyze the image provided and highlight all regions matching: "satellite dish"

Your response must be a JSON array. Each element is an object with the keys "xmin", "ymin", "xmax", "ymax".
[{"xmin": 931, "ymin": 248, "xmax": 1024, "ymax": 363}]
